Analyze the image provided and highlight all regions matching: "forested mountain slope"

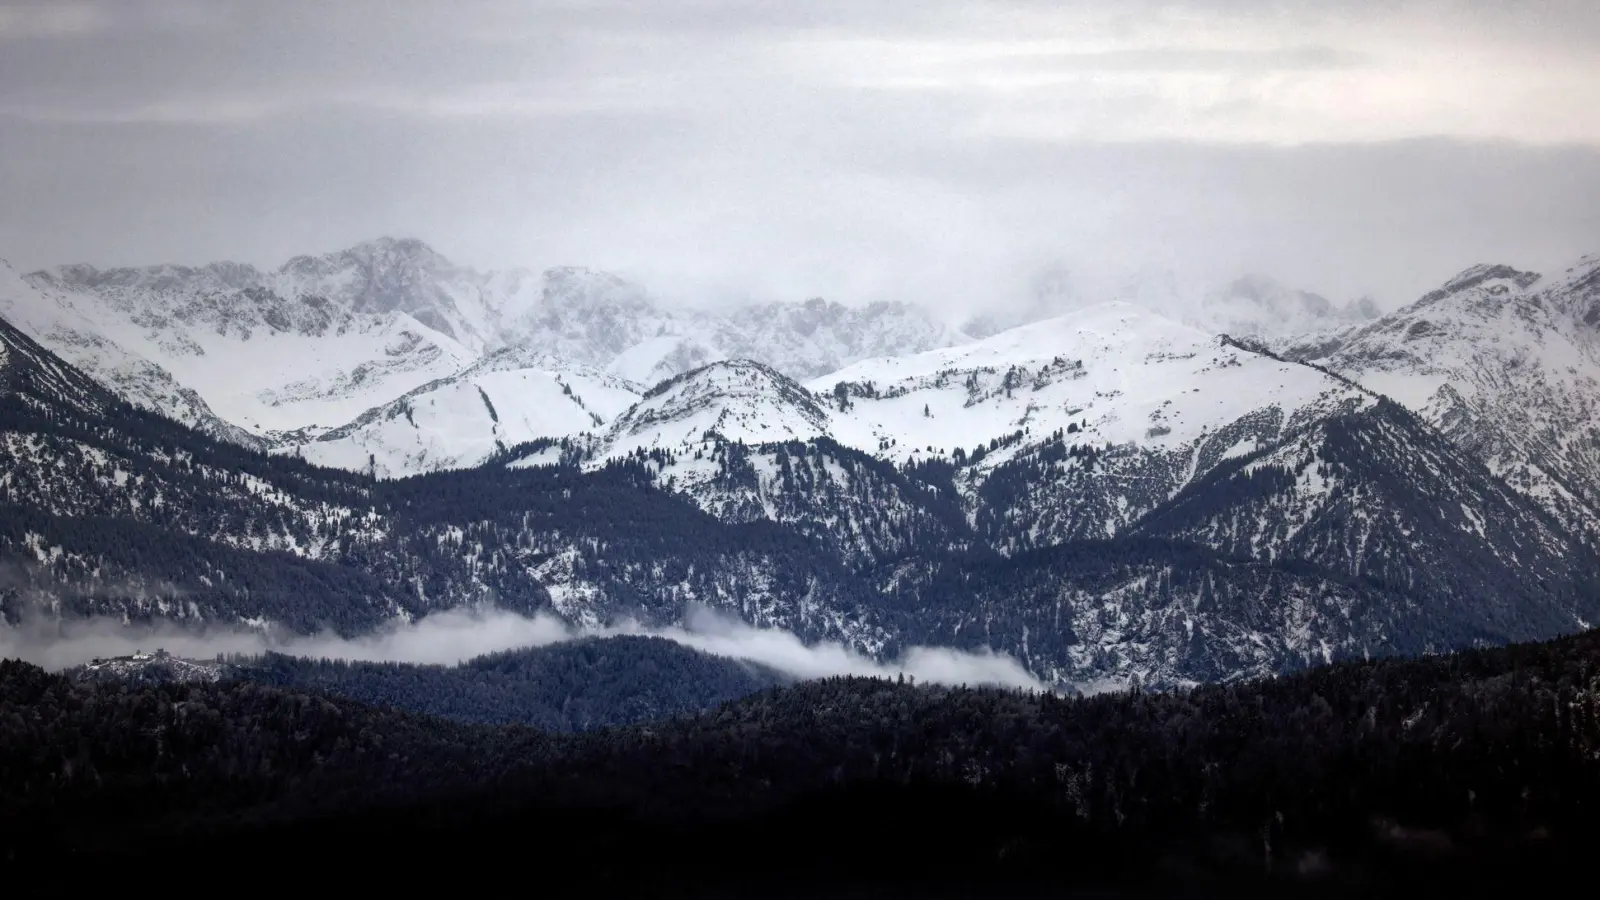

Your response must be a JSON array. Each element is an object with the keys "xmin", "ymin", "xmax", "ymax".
[{"xmin": 229, "ymin": 635, "xmax": 786, "ymax": 729}]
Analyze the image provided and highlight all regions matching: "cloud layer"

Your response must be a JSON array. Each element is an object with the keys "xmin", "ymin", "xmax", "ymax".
[
  {"xmin": 0, "ymin": 605, "xmax": 1046, "ymax": 692},
  {"xmin": 0, "ymin": 0, "xmax": 1597, "ymax": 314}
]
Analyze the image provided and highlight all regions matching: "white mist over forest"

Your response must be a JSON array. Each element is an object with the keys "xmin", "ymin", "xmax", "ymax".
[{"xmin": 0, "ymin": 605, "xmax": 1045, "ymax": 691}]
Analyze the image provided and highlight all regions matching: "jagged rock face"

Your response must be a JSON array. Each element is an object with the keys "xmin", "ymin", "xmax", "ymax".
[
  {"xmin": 275, "ymin": 237, "xmax": 488, "ymax": 345},
  {"xmin": 500, "ymin": 276, "xmax": 967, "ymax": 386},
  {"xmin": 497, "ymin": 266, "xmax": 676, "ymax": 373},
  {"xmin": 1285, "ymin": 255, "xmax": 1600, "ymax": 537},
  {"xmin": 34, "ymin": 237, "xmax": 494, "ymax": 351}
]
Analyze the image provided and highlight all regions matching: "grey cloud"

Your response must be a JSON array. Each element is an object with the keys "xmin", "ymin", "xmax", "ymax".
[
  {"xmin": 0, "ymin": 0, "xmax": 1596, "ymax": 317},
  {"xmin": 831, "ymin": 44, "xmax": 1369, "ymax": 88},
  {"xmin": 0, "ymin": 3, "xmax": 106, "ymax": 39}
]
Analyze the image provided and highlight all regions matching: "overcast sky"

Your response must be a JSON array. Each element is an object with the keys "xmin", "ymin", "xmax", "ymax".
[{"xmin": 1, "ymin": 0, "xmax": 1597, "ymax": 313}]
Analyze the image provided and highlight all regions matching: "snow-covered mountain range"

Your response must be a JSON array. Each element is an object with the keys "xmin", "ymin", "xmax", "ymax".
[
  {"xmin": 578, "ymin": 301, "xmax": 1368, "ymax": 484},
  {"xmin": 5, "ymin": 248, "xmax": 1600, "ymax": 690},
  {"xmin": 7, "ymin": 236, "xmax": 1600, "ymax": 686},
  {"xmin": 4, "ymin": 238, "xmax": 965, "ymax": 454},
  {"xmin": 2, "ymin": 237, "xmax": 1406, "ymax": 481},
  {"xmin": 509, "ymin": 293, "xmax": 1590, "ymax": 608},
  {"xmin": 8, "ymin": 238, "xmax": 1596, "ymax": 537},
  {"xmin": 469, "ymin": 253, "xmax": 1594, "ymax": 558}
]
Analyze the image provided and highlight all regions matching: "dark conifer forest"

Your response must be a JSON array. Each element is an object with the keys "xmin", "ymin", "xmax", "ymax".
[
  {"xmin": 7, "ymin": 627, "xmax": 1600, "ymax": 896},
  {"xmin": 231, "ymin": 635, "xmax": 788, "ymax": 729}
]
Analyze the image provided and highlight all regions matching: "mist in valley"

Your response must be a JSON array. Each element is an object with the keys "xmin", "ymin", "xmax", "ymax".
[{"xmin": 0, "ymin": 603, "xmax": 1045, "ymax": 691}]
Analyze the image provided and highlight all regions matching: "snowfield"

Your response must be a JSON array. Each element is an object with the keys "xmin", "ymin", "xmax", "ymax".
[{"xmin": 811, "ymin": 302, "xmax": 1367, "ymax": 466}]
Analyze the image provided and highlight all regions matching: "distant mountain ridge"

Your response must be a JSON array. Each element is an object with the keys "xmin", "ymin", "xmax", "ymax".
[
  {"xmin": 11, "ymin": 239, "xmax": 967, "ymax": 450},
  {"xmin": 6, "ymin": 239, "xmax": 1414, "ymax": 484}
]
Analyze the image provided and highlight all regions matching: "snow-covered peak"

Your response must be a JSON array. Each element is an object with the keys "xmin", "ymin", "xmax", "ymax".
[
  {"xmin": 575, "ymin": 301, "xmax": 1388, "ymax": 571},
  {"xmin": 34, "ymin": 237, "xmax": 492, "ymax": 349},
  {"xmin": 277, "ymin": 238, "xmax": 458, "ymax": 294},
  {"xmin": 290, "ymin": 348, "xmax": 640, "ymax": 477},
  {"xmin": 17, "ymin": 251, "xmax": 477, "ymax": 440},
  {"xmin": 602, "ymin": 359, "xmax": 831, "ymax": 459},
  {"xmin": 820, "ymin": 301, "xmax": 1184, "ymax": 384},
  {"xmin": 10, "ymin": 237, "xmax": 1407, "ymax": 470},
  {"xmin": 1288, "ymin": 252, "xmax": 1600, "ymax": 536},
  {"xmin": 273, "ymin": 237, "xmax": 482, "ymax": 345}
]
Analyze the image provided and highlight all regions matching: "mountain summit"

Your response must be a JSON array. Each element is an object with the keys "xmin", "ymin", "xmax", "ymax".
[{"xmin": 1285, "ymin": 256, "xmax": 1600, "ymax": 537}]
